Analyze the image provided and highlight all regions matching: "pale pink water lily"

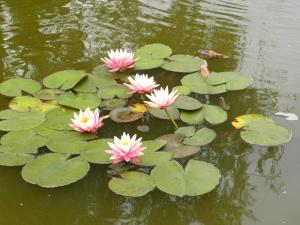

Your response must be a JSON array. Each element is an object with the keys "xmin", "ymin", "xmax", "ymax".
[
  {"xmin": 200, "ymin": 65, "xmax": 210, "ymax": 78},
  {"xmin": 69, "ymin": 107, "xmax": 107, "ymax": 133},
  {"xmin": 106, "ymin": 133, "xmax": 145, "ymax": 164},
  {"xmin": 124, "ymin": 74, "xmax": 159, "ymax": 94},
  {"xmin": 101, "ymin": 49, "xmax": 137, "ymax": 72},
  {"xmin": 144, "ymin": 86, "xmax": 179, "ymax": 109}
]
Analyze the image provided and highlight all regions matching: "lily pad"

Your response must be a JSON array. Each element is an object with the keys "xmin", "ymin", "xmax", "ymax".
[
  {"xmin": 9, "ymin": 96, "xmax": 42, "ymax": 112},
  {"xmin": 161, "ymin": 55, "xmax": 206, "ymax": 73},
  {"xmin": 180, "ymin": 108, "xmax": 204, "ymax": 125},
  {"xmin": 56, "ymin": 92, "xmax": 101, "ymax": 110},
  {"xmin": 80, "ymin": 139, "xmax": 113, "ymax": 164},
  {"xmin": 108, "ymin": 171, "xmax": 155, "ymax": 197},
  {"xmin": 0, "ymin": 110, "xmax": 45, "ymax": 131},
  {"xmin": 149, "ymin": 106, "xmax": 179, "ymax": 120},
  {"xmin": 34, "ymin": 89, "xmax": 64, "ymax": 100},
  {"xmin": 74, "ymin": 75, "xmax": 117, "ymax": 93},
  {"xmin": 43, "ymin": 70, "xmax": 87, "ymax": 90},
  {"xmin": 232, "ymin": 114, "xmax": 273, "ymax": 128},
  {"xmin": 21, "ymin": 153, "xmax": 90, "ymax": 188},
  {"xmin": 142, "ymin": 140, "xmax": 167, "ymax": 152},
  {"xmin": 46, "ymin": 140, "xmax": 86, "ymax": 154},
  {"xmin": 97, "ymin": 84, "xmax": 132, "ymax": 99},
  {"xmin": 92, "ymin": 64, "xmax": 127, "ymax": 80},
  {"xmin": 173, "ymin": 86, "xmax": 191, "ymax": 96},
  {"xmin": 183, "ymin": 127, "xmax": 216, "ymax": 146},
  {"xmin": 0, "ymin": 152, "xmax": 34, "ymax": 166},
  {"xmin": 44, "ymin": 107, "xmax": 75, "ymax": 131},
  {"xmin": 151, "ymin": 160, "xmax": 221, "ymax": 196},
  {"xmin": 202, "ymin": 104, "xmax": 227, "ymax": 125},
  {"xmin": 102, "ymin": 99, "xmax": 126, "ymax": 110},
  {"xmin": 136, "ymin": 152, "xmax": 172, "ymax": 167},
  {"xmin": 174, "ymin": 96, "xmax": 202, "ymax": 110},
  {"xmin": 0, "ymin": 78, "xmax": 41, "ymax": 97},
  {"xmin": 175, "ymin": 126, "xmax": 196, "ymax": 137},
  {"xmin": 110, "ymin": 107, "xmax": 143, "ymax": 123}
]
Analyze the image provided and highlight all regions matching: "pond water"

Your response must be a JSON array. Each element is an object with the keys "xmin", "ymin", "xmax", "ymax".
[{"xmin": 0, "ymin": 0, "xmax": 300, "ymax": 224}]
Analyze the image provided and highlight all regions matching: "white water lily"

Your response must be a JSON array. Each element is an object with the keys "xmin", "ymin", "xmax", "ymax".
[
  {"xmin": 124, "ymin": 74, "xmax": 159, "ymax": 94},
  {"xmin": 144, "ymin": 86, "xmax": 179, "ymax": 109}
]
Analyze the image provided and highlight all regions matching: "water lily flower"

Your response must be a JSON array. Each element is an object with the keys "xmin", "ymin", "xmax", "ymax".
[
  {"xmin": 144, "ymin": 86, "xmax": 179, "ymax": 109},
  {"xmin": 106, "ymin": 133, "xmax": 145, "ymax": 164},
  {"xmin": 101, "ymin": 49, "xmax": 137, "ymax": 72},
  {"xmin": 69, "ymin": 107, "xmax": 106, "ymax": 133},
  {"xmin": 200, "ymin": 60, "xmax": 209, "ymax": 78},
  {"xmin": 124, "ymin": 74, "xmax": 159, "ymax": 94}
]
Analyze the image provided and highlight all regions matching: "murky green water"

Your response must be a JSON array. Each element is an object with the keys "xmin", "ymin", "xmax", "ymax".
[{"xmin": 0, "ymin": 0, "xmax": 300, "ymax": 224}]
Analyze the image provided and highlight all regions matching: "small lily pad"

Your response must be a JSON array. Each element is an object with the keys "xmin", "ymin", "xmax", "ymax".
[
  {"xmin": 34, "ymin": 89, "xmax": 64, "ymax": 100},
  {"xmin": 174, "ymin": 96, "xmax": 202, "ymax": 110},
  {"xmin": 56, "ymin": 92, "xmax": 101, "ymax": 110},
  {"xmin": 110, "ymin": 107, "xmax": 143, "ymax": 123},
  {"xmin": 183, "ymin": 127, "xmax": 216, "ymax": 146},
  {"xmin": 135, "ymin": 151, "xmax": 172, "ymax": 167},
  {"xmin": 162, "ymin": 55, "xmax": 206, "ymax": 73},
  {"xmin": 80, "ymin": 139, "xmax": 113, "ymax": 164},
  {"xmin": 173, "ymin": 86, "xmax": 191, "ymax": 95},
  {"xmin": 0, "ymin": 78, "xmax": 41, "ymax": 97},
  {"xmin": 149, "ymin": 106, "xmax": 179, "ymax": 120},
  {"xmin": 202, "ymin": 105, "xmax": 227, "ymax": 125},
  {"xmin": 108, "ymin": 171, "xmax": 155, "ymax": 197},
  {"xmin": 0, "ymin": 152, "xmax": 34, "ymax": 166},
  {"xmin": 43, "ymin": 70, "xmax": 87, "ymax": 90},
  {"xmin": 175, "ymin": 126, "xmax": 196, "ymax": 137},
  {"xmin": 21, "ymin": 153, "xmax": 90, "ymax": 188}
]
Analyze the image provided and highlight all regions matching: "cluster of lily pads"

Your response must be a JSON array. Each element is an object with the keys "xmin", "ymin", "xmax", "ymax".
[{"xmin": 0, "ymin": 43, "xmax": 292, "ymax": 197}]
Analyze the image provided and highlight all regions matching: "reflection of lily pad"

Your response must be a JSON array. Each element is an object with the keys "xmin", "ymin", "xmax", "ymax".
[
  {"xmin": 80, "ymin": 139, "xmax": 112, "ymax": 164},
  {"xmin": 97, "ymin": 84, "xmax": 132, "ymax": 99},
  {"xmin": 151, "ymin": 160, "xmax": 221, "ymax": 196},
  {"xmin": 34, "ymin": 89, "xmax": 64, "ymax": 100},
  {"xmin": 149, "ymin": 106, "xmax": 179, "ymax": 120},
  {"xmin": 0, "ymin": 78, "xmax": 41, "ymax": 97},
  {"xmin": 74, "ymin": 75, "xmax": 117, "ymax": 93},
  {"xmin": 21, "ymin": 153, "xmax": 90, "ymax": 188},
  {"xmin": 57, "ymin": 92, "xmax": 101, "ymax": 110},
  {"xmin": 108, "ymin": 171, "xmax": 155, "ymax": 197},
  {"xmin": 0, "ymin": 110, "xmax": 45, "ymax": 131},
  {"xmin": 43, "ymin": 70, "xmax": 87, "ymax": 90},
  {"xmin": 44, "ymin": 107, "xmax": 75, "ymax": 131},
  {"xmin": 183, "ymin": 127, "xmax": 216, "ymax": 146},
  {"xmin": 174, "ymin": 96, "xmax": 202, "ymax": 110},
  {"xmin": 110, "ymin": 107, "xmax": 143, "ymax": 123},
  {"xmin": 0, "ymin": 152, "xmax": 34, "ymax": 166},
  {"xmin": 162, "ymin": 55, "xmax": 206, "ymax": 73}
]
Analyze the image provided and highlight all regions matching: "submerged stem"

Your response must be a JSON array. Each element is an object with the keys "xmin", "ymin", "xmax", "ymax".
[{"xmin": 164, "ymin": 108, "xmax": 179, "ymax": 129}]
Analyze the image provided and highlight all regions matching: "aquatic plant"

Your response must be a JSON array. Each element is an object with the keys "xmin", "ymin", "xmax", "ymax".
[
  {"xmin": 124, "ymin": 74, "xmax": 159, "ymax": 94},
  {"xmin": 101, "ymin": 49, "xmax": 137, "ymax": 72}
]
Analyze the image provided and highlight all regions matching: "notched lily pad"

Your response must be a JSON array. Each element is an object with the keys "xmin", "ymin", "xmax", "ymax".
[
  {"xmin": 34, "ymin": 89, "xmax": 64, "ymax": 100},
  {"xmin": 9, "ymin": 96, "xmax": 42, "ymax": 112},
  {"xmin": 175, "ymin": 126, "xmax": 196, "ymax": 137},
  {"xmin": 80, "ymin": 139, "xmax": 113, "ymax": 164},
  {"xmin": 56, "ymin": 92, "xmax": 101, "ymax": 110},
  {"xmin": 149, "ymin": 106, "xmax": 179, "ymax": 120},
  {"xmin": 97, "ymin": 84, "xmax": 132, "ymax": 99},
  {"xmin": 102, "ymin": 99, "xmax": 126, "ymax": 110},
  {"xmin": 44, "ymin": 107, "xmax": 75, "ymax": 131},
  {"xmin": 74, "ymin": 75, "xmax": 117, "ymax": 93},
  {"xmin": 174, "ymin": 95, "xmax": 202, "ymax": 110},
  {"xmin": 183, "ymin": 127, "xmax": 216, "ymax": 146},
  {"xmin": 0, "ymin": 152, "xmax": 34, "ymax": 166},
  {"xmin": 92, "ymin": 64, "xmax": 127, "ymax": 80},
  {"xmin": 162, "ymin": 55, "xmax": 206, "ymax": 73},
  {"xmin": 110, "ymin": 107, "xmax": 143, "ymax": 123},
  {"xmin": 0, "ymin": 78, "xmax": 41, "ymax": 97}
]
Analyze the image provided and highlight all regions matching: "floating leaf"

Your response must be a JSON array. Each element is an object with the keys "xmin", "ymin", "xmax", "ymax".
[
  {"xmin": 175, "ymin": 126, "xmax": 196, "ymax": 137},
  {"xmin": 108, "ymin": 171, "xmax": 155, "ymax": 197},
  {"xmin": 174, "ymin": 96, "xmax": 202, "ymax": 110},
  {"xmin": 56, "ymin": 92, "xmax": 101, "ymax": 110},
  {"xmin": 135, "ymin": 151, "xmax": 172, "ymax": 167},
  {"xmin": 173, "ymin": 86, "xmax": 191, "ymax": 95},
  {"xmin": 102, "ymin": 99, "xmax": 126, "ymax": 110},
  {"xmin": 0, "ymin": 78, "xmax": 41, "ymax": 97},
  {"xmin": 21, "ymin": 153, "xmax": 90, "ymax": 188},
  {"xmin": 44, "ymin": 107, "xmax": 75, "ymax": 131},
  {"xmin": 46, "ymin": 130, "xmax": 97, "ymax": 142},
  {"xmin": 202, "ymin": 104, "xmax": 227, "ymax": 125},
  {"xmin": 43, "ymin": 70, "xmax": 87, "ymax": 90},
  {"xmin": 97, "ymin": 84, "xmax": 132, "ymax": 99},
  {"xmin": 46, "ymin": 140, "xmax": 86, "ymax": 154},
  {"xmin": 231, "ymin": 114, "xmax": 273, "ymax": 129},
  {"xmin": 149, "ymin": 106, "xmax": 179, "ymax": 120},
  {"xmin": 0, "ymin": 152, "xmax": 34, "ymax": 166},
  {"xmin": 180, "ymin": 108, "xmax": 204, "ymax": 125},
  {"xmin": 34, "ymin": 89, "xmax": 64, "ymax": 100},
  {"xmin": 151, "ymin": 160, "xmax": 221, "ymax": 196},
  {"xmin": 74, "ymin": 75, "xmax": 117, "ymax": 93},
  {"xmin": 110, "ymin": 107, "xmax": 143, "ymax": 123},
  {"xmin": 129, "ymin": 104, "xmax": 148, "ymax": 113},
  {"xmin": 161, "ymin": 55, "xmax": 206, "ymax": 73},
  {"xmin": 142, "ymin": 140, "xmax": 167, "ymax": 152},
  {"xmin": 80, "ymin": 139, "xmax": 112, "ymax": 164},
  {"xmin": 183, "ymin": 127, "xmax": 216, "ymax": 146},
  {"xmin": 92, "ymin": 64, "xmax": 127, "ymax": 80},
  {"xmin": 9, "ymin": 96, "xmax": 42, "ymax": 112},
  {"xmin": 0, "ymin": 110, "xmax": 45, "ymax": 131}
]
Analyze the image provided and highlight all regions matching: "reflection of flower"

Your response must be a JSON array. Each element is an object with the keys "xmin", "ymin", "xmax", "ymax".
[
  {"xmin": 69, "ymin": 107, "xmax": 106, "ymax": 133},
  {"xmin": 106, "ymin": 133, "xmax": 145, "ymax": 164},
  {"xmin": 124, "ymin": 74, "xmax": 159, "ymax": 94},
  {"xmin": 144, "ymin": 86, "xmax": 179, "ymax": 109},
  {"xmin": 101, "ymin": 49, "xmax": 137, "ymax": 72}
]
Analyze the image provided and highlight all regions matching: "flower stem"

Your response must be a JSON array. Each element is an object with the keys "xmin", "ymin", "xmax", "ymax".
[{"xmin": 164, "ymin": 108, "xmax": 179, "ymax": 129}]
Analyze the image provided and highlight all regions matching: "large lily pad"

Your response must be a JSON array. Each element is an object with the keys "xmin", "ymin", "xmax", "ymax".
[
  {"xmin": 74, "ymin": 75, "xmax": 117, "ymax": 93},
  {"xmin": 151, "ymin": 160, "xmax": 221, "ymax": 196},
  {"xmin": 0, "ymin": 152, "xmax": 34, "ymax": 166},
  {"xmin": 44, "ymin": 107, "xmax": 75, "ymax": 131},
  {"xmin": 9, "ymin": 96, "xmax": 42, "ymax": 112},
  {"xmin": 162, "ymin": 55, "xmax": 206, "ymax": 73},
  {"xmin": 149, "ymin": 106, "xmax": 179, "ymax": 120},
  {"xmin": 108, "ymin": 171, "xmax": 155, "ymax": 197},
  {"xmin": 183, "ymin": 127, "xmax": 216, "ymax": 146},
  {"xmin": 110, "ymin": 107, "xmax": 143, "ymax": 123},
  {"xmin": 174, "ymin": 95, "xmax": 202, "ymax": 110},
  {"xmin": 46, "ymin": 140, "xmax": 86, "ymax": 154},
  {"xmin": 56, "ymin": 92, "xmax": 101, "ymax": 110},
  {"xmin": 0, "ymin": 110, "xmax": 45, "ymax": 131},
  {"xmin": 180, "ymin": 108, "xmax": 204, "ymax": 125},
  {"xmin": 0, "ymin": 78, "xmax": 41, "ymax": 97},
  {"xmin": 43, "ymin": 70, "xmax": 87, "ymax": 90},
  {"xmin": 134, "ymin": 43, "xmax": 172, "ymax": 70},
  {"xmin": 97, "ymin": 84, "xmax": 132, "ymax": 99},
  {"xmin": 80, "ymin": 139, "xmax": 112, "ymax": 164},
  {"xmin": 21, "ymin": 153, "xmax": 90, "ymax": 188}
]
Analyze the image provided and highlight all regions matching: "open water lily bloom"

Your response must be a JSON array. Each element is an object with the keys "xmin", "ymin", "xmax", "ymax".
[
  {"xmin": 69, "ymin": 107, "xmax": 105, "ymax": 133},
  {"xmin": 101, "ymin": 49, "xmax": 137, "ymax": 72},
  {"xmin": 106, "ymin": 133, "xmax": 145, "ymax": 164},
  {"xmin": 124, "ymin": 74, "xmax": 159, "ymax": 94},
  {"xmin": 144, "ymin": 86, "xmax": 179, "ymax": 109}
]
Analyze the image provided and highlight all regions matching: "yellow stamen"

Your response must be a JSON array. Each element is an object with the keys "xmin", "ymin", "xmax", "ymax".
[{"xmin": 80, "ymin": 117, "xmax": 89, "ymax": 123}]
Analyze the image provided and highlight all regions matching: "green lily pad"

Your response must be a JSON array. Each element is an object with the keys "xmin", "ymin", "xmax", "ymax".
[
  {"xmin": 9, "ymin": 96, "xmax": 42, "ymax": 112},
  {"xmin": 175, "ymin": 126, "xmax": 196, "ymax": 137},
  {"xmin": 74, "ymin": 75, "xmax": 117, "ymax": 93},
  {"xmin": 34, "ymin": 89, "xmax": 64, "ymax": 100},
  {"xmin": 56, "ymin": 92, "xmax": 101, "ymax": 110},
  {"xmin": 173, "ymin": 86, "xmax": 191, "ymax": 96},
  {"xmin": 142, "ymin": 140, "xmax": 167, "ymax": 152},
  {"xmin": 149, "ymin": 106, "xmax": 179, "ymax": 120},
  {"xmin": 180, "ymin": 108, "xmax": 204, "ymax": 125},
  {"xmin": 161, "ymin": 55, "xmax": 206, "ymax": 73},
  {"xmin": 97, "ymin": 84, "xmax": 132, "ymax": 99},
  {"xmin": 80, "ymin": 139, "xmax": 113, "ymax": 164},
  {"xmin": 226, "ymin": 75, "xmax": 253, "ymax": 90},
  {"xmin": 183, "ymin": 127, "xmax": 216, "ymax": 146},
  {"xmin": 206, "ymin": 72, "xmax": 238, "ymax": 85},
  {"xmin": 0, "ymin": 130, "xmax": 47, "ymax": 153},
  {"xmin": 134, "ymin": 43, "xmax": 172, "ymax": 70},
  {"xmin": 136, "ymin": 151, "xmax": 172, "ymax": 167},
  {"xmin": 92, "ymin": 64, "xmax": 127, "ymax": 80},
  {"xmin": 101, "ymin": 99, "xmax": 127, "ymax": 110},
  {"xmin": 46, "ymin": 140, "xmax": 86, "ymax": 154},
  {"xmin": 202, "ymin": 104, "xmax": 227, "ymax": 125},
  {"xmin": 0, "ymin": 78, "xmax": 41, "ymax": 97},
  {"xmin": 181, "ymin": 72, "xmax": 226, "ymax": 94},
  {"xmin": 110, "ymin": 107, "xmax": 143, "ymax": 123},
  {"xmin": 45, "ymin": 130, "xmax": 97, "ymax": 142},
  {"xmin": 43, "ymin": 70, "xmax": 87, "ymax": 90},
  {"xmin": 0, "ymin": 152, "xmax": 34, "ymax": 166},
  {"xmin": 174, "ymin": 96, "xmax": 202, "ymax": 110},
  {"xmin": 0, "ymin": 110, "xmax": 46, "ymax": 131},
  {"xmin": 21, "ymin": 153, "xmax": 90, "ymax": 188},
  {"xmin": 108, "ymin": 171, "xmax": 155, "ymax": 197},
  {"xmin": 44, "ymin": 107, "xmax": 75, "ymax": 131},
  {"xmin": 151, "ymin": 160, "xmax": 221, "ymax": 196}
]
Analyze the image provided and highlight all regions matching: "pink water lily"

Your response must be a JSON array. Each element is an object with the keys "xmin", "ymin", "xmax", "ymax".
[
  {"xmin": 101, "ymin": 49, "xmax": 137, "ymax": 72},
  {"xmin": 124, "ymin": 74, "xmax": 159, "ymax": 94},
  {"xmin": 106, "ymin": 133, "xmax": 145, "ymax": 164},
  {"xmin": 144, "ymin": 86, "xmax": 179, "ymax": 109},
  {"xmin": 69, "ymin": 107, "xmax": 106, "ymax": 133}
]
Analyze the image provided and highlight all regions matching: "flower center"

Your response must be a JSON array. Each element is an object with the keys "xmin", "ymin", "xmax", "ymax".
[
  {"xmin": 122, "ymin": 140, "xmax": 129, "ymax": 145},
  {"xmin": 80, "ymin": 117, "xmax": 89, "ymax": 123}
]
